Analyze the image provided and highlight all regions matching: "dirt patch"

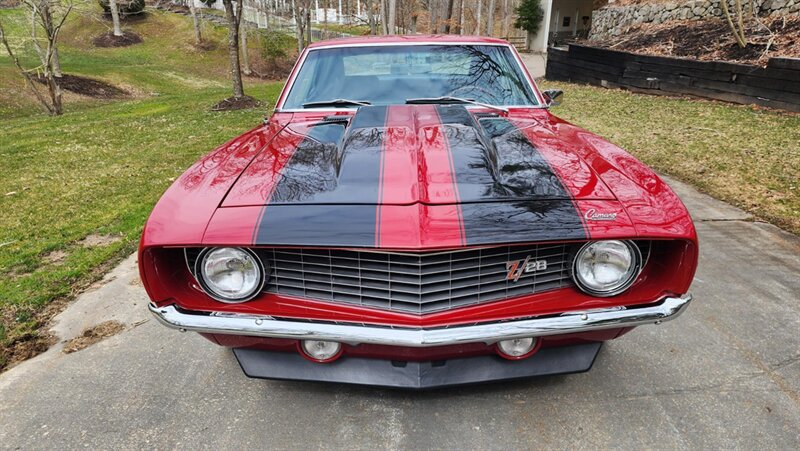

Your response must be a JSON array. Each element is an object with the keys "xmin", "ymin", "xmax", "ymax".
[
  {"xmin": 78, "ymin": 234, "xmax": 123, "ymax": 247},
  {"xmin": 44, "ymin": 250, "xmax": 68, "ymax": 265},
  {"xmin": 62, "ymin": 321, "xmax": 125, "ymax": 354},
  {"xmin": 5, "ymin": 337, "xmax": 53, "ymax": 364},
  {"xmin": 0, "ymin": 0, "xmax": 21, "ymax": 7},
  {"xmin": 165, "ymin": 5, "xmax": 190, "ymax": 14},
  {"xmin": 34, "ymin": 74, "xmax": 128, "ymax": 99},
  {"xmin": 192, "ymin": 41, "xmax": 217, "ymax": 51},
  {"xmin": 211, "ymin": 95, "xmax": 262, "ymax": 111},
  {"xmin": 92, "ymin": 31, "xmax": 143, "ymax": 48},
  {"xmin": 591, "ymin": 15, "xmax": 800, "ymax": 65},
  {"xmin": 249, "ymin": 56, "xmax": 297, "ymax": 81}
]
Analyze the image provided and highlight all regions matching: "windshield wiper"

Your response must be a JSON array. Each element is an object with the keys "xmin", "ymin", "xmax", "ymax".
[
  {"xmin": 302, "ymin": 99, "xmax": 371, "ymax": 108},
  {"xmin": 405, "ymin": 96, "xmax": 508, "ymax": 113}
]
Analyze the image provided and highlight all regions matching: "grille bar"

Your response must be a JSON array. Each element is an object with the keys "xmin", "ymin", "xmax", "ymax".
[{"xmin": 261, "ymin": 244, "xmax": 574, "ymax": 314}]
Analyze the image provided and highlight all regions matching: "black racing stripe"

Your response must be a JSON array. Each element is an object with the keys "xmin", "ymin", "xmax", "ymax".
[
  {"xmin": 255, "ymin": 106, "xmax": 388, "ymax": 246},
  {"xmin": 434, "ymin": 105, "xmax": 587, "ymax": 244},
  {"xmin": 254, "ymin": 205, "xmax": 384, "ymax": 247},
  {"xmin": 458, "ymin": 201, "xmax": 588, "ymax": 245}
]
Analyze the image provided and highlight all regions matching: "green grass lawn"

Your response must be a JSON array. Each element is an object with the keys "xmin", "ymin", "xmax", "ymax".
[
  {"xmin": 0, "ymin": 7, "xmax": 283, "ymax": 368},
  {"xmin": 1, "ymin": 6, "xmax": 798, "ymax": 369},
  {"xmin": 540, "ymin": 81, "xmax": 800, "ymax": 235}
]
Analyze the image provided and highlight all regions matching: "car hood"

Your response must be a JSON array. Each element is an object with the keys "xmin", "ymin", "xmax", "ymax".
[
  {"xmin": 222, "ymin": 105, "xmax": 615, "ymax": 208},
  {"xmin": 196, "ymin": 105, "xmax": 655, "ymax": 249}
]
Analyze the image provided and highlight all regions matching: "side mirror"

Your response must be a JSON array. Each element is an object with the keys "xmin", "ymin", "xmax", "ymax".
[{"xmin": 542, "ymin": 89, "xmax": 564, "ymax": 107}]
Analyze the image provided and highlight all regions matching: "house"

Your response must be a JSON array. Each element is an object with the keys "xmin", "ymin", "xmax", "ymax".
[{"xmin": 528, "ymin": 0, "xmax": 600, "ymax": 53}]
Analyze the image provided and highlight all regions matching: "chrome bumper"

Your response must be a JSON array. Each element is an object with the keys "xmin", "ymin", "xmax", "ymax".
[{"xmin": 149, "ymin": 295, "xmax": 691, "ymax": 347}]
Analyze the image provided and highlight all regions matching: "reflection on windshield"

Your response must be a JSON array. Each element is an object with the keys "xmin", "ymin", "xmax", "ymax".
[{"xmin": 282, "ymin": 45, "xmax": 539, "ymax": 109}]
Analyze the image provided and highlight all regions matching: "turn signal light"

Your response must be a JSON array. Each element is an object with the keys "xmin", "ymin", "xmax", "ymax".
[
  {"xmin": 299, "ymin": 340, "xmax": 343, "ymax": 363},
  {"xmin": 496, "ymin": 337, "xmax": 540, "ymax": 360}
]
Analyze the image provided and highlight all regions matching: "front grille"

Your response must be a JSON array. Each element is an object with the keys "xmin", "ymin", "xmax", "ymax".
[
  {"xmin": 258, "ymin": 244, "xmax": 574, "ymax": 314},
  {"xmin": 184, "ymin": 242, "xmax": 652, "ymax": 314}
]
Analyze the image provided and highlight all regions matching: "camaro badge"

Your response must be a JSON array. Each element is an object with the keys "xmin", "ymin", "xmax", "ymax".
[
  {"xmin": 506, "ymin": 256, "xmax": 548, "ymax": 282},
  {"xmin": 584, "ymin": 208, "xmax": 617, "ymax": 221}
]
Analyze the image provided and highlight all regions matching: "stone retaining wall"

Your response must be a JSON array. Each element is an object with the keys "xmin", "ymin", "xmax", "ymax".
[{"xmin": 590, "ymin": 0, "xmax": 800, "ymax": 39}]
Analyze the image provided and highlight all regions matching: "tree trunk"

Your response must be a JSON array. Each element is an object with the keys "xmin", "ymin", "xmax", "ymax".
[
  {"xmin": 240, "ymin": 16, "xmax": 251, "ymax": 75},
  {"xmin": 292, "ymin": 0, "xmax": 304, "ymax": 53},
  {"xmin": 486, "ymin": 0, "xmax": 494, "ymax": 36},
  {"xmin": 46, "ymin": 69, "xmax": 62, "ymax": 115},
  {"xmin": 379, "ymin": 0, "xmax": 387, "ymax": 34},
  {"xmin": 429, "ymin": 0, "xmax": 437, "ymax": 34},
  {"xmin": 458, "ymin": 0, "xmax": 464, "ymax": 34},
  {"xmin": 721, "ymin": 0, "xmax": 747, "ymax": 48},
  {"xmin": 368, "ymin": 0, "xmax": 377, "ymax": 34},
  {"xmin": 306, "ymin": 5, "xmax": 312, "ymax": 44},
  {"xmin": 387, "ymin": 0, "xmax": 396, "ymax": 34},
  {"xmin": 443, "ymin": 0, "xmax": 454, "ymax": 33},
  {"xmin": 323, "ymin": 0, "xmax": 329, "ymax": 35},
  {"xmin": 501, "ymin": 0, "xmax": 509, "ymax": 37},
  {"xmin": 222, "ymin": 0, "xmax": 245, "ymax": 97},
  {"xmin": 31, "ymin": 5, "xmax": 62, "ymax": 77},
  {"xmin": 109, "ymin": 0, "xmax": 123, "ymax": 37},
  {"xmin": 188, "ymin": 0, "xmax": 203, "ymax": 44},
  {"xmin": 51, "ymin": 45, "xmax": 62, "ymax": 77},
  {"xmin": 476, "ymin": 0, "xmax": 482, "ymax": 35}
]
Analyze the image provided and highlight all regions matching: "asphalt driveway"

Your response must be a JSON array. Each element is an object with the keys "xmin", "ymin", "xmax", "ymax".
[{"xmin": 1, "ymin": 176, "xmax": 798, "ymax": 450}]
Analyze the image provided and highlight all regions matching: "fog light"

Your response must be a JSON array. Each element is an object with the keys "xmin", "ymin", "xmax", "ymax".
[
  {"xmin": 299, "ymin": 340, "xmax": 342, "ymax": 363},
  {"xmin": 496, "ymin": 337, "xmax": 539, "ymax": 360}
]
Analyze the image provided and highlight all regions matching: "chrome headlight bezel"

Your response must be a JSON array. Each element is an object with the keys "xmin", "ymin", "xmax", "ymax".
[
  {"xmin": 572, "ymin": 240, "xmax": 643, "ymax": 297},
  {"xmin": 194, "ymin": 247, "xmax": 266, "ymax": 303}
]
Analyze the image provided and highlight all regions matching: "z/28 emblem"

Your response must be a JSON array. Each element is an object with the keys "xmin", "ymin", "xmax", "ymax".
[{"xmin": 506, "ymin": 256, "xmax": 548, "ymax": 282}]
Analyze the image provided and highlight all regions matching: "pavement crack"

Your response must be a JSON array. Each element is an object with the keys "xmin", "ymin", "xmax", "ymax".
[
  {"xmin": 701, "ymin": 314, "xmax": 800, "ymax": 405},
  {"xmin": 696, "ymin": 218, "xmax": 754, "ymax": 223},
  {"xmin": 770, "ymin": 354, "xmax": 800, "ymax": 371}
]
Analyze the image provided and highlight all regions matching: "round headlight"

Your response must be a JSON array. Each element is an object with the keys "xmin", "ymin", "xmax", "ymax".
[
  {"xmin": 572, "ymin": 240, "xmax": 641, "ymax": 297},
  {"xmin": 196, "ymin": 247, "xmax": 265, "ymax": 303}
]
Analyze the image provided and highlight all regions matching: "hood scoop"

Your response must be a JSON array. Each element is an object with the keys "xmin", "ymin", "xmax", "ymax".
[{"xmin": 223, "ymin": 105, "xmax": 613, "ymax": 207}]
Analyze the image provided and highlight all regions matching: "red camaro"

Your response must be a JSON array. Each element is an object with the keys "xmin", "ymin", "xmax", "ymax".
[{"xmin": 140, "ymin": 36, "xmax": 697, "ymax": 388}]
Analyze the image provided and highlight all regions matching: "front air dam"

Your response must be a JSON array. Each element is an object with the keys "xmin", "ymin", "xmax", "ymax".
[{"xmin": 233, "ymin": 342, "xmax": 603, "ymax": 389}]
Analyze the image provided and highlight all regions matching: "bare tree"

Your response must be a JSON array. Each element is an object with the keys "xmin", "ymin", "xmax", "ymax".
[
  {"xmin": 221, "ymin": 0, "xmax": 245, "ymax": 97},
  {"xmin": 442, "ymin": 0, "xmax": 454, "ymax": 33},
  {"xmin": 486, "ymin": 0, "xmax": 494, "ymax": 36},
  {"xmin": 721, "ymin": 0, "xmax": 748, "ymax": 48},
  {"xmin": 2, "ymin": 0, "xmax": 73, "ymax": 115},
  {"xmin": 305, "ymin": 2, "xmax": 311, "ymax": 44},
  {"xmin": 476, "ymin": 0, "xmax": 482, "ymax": 35},
  {"xmin": 458, "ymin": 0, "xmax": 464, "ymax": 34},
  {"xmin": 240, "ymin": 14, "xmax": 251, "ymax": 75},
  {"xmin": 30, "ymin": 4, "xmax": 61, "ymax": 76},
  {"xmin": 108, "ymin": 0, "xmax": 123, "ymax": 37},
  {"xmin": 323, "ymin": 0, "xmax": 329, "ymax": 34},
  {"xmin": 387, "ymin": 0, "xmax": 396, "ymax": 34},
  {"xmin": 379, "ymin": 0, "xmax": 387, "ymax": 34},
  {"xmin": 292, "ymin": 0, "xmax": 305, "ymax": 52},
  {"xmin": 368, "ymin": 0, "xmax": 377, "ymax": 35},
  {"xmin": 501, "ymin": 0, "xmax": 509, "ymax": 37},
  {"xmin": 428, "ymin": 0, "xmax": 438, "ymax": 33},
  {"xmin": 188, "ymin": 0, "xmax": 203, "ymax": 45}
]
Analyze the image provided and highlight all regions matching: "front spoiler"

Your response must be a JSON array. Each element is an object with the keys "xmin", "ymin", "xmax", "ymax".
[
  {"xmin": 234, "ymin": 342, "xmax": 603, "ymax": 389},
  {"xmin": 149, "ymin": 295, "xmax": 691, "ymax": 347}
]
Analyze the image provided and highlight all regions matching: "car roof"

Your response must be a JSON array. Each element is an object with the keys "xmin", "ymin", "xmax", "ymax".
[{"xmin": 306, "ymin": 34, "xmax": 512, "ymax": 49}]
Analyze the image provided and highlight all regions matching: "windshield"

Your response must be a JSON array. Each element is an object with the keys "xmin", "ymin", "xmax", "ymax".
[{"xmin": 282, "ymin": 45, "xmax": 539, "ymax": 109}]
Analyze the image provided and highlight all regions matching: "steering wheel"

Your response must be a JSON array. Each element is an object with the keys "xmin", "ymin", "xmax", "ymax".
[{"xmin": 445, "ymin": 85, "xmax": 501, "ymax": 104}]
